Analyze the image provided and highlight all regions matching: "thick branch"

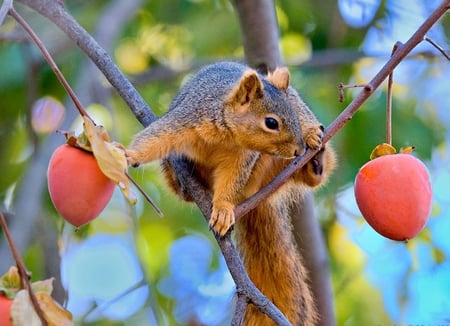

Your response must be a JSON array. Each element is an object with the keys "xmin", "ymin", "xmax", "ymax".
[
  {"xmin": 13, "ymin": 1, "xmax": 449, "ymax": 325},
  {"xmin": 234, "ymin": 0, "xmax": 336, "ymax": 324},
  {"xmin": 234, "ymin": 0, "xmax": 282, "ymax": 72},
  {"xmin": 15, "ymin": 0, "xmax": 290, "ymax": 323}
]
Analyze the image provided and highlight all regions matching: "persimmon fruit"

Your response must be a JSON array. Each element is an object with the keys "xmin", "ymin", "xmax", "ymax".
[
  {"xmin": 354, "ymin": 153, "xmax": 432, "ymax": 241},
  {"xmin": 0, "ymin": 295, "xmax": 13, "ymax": 326},
  {"xmin": 47, "ymin": 144, "xmax": 115, "ymax": 226}
]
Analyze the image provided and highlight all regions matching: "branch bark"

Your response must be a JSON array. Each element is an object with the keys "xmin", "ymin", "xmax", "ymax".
[
  {"xmin": 234, "ymin": 0, "xmax": 450, "ymax": 223},
  {"xmin": 233, "ymin": 0, "xmax": 283, "ymax": 72}
]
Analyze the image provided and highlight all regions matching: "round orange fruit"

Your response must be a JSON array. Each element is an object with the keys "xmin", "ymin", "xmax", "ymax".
[
  {"xmin": 48, "ymin": 144, "xmax": 115, "ymax": 226},
  {"xmin": 354, "ymin": 154, "xmax": 432, "ymax": 241}
]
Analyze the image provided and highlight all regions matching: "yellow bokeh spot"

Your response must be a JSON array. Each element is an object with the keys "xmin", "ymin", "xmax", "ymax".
[
  {"xmin": 136, "ymin": 222, "xmax": 174, "ymax": 279},
  {"xmin": 115, "ymin": 40, "xmax": 148, "ymax": 74},
  {"xmin": 329, "ymin": 222, "xmax": 365, "ymax": 269},
  {"xmin": 280, "ymin": 33, "xmax": 312, "ymax": 64},
  {"xmin": 352, "ymin": 57, "xmax": 378, "ymax": 85},
  {"xmin": 138, "ymin": 24, "xmax": 193, "ymax": 70}
]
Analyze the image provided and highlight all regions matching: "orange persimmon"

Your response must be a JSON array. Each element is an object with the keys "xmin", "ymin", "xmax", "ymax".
[
  {"xmin": 48, "ymin": 144, "xmax": 115, "ymax": 226},
  {"xmin": 354, "ymin": 153, "xmax": 432, "ymax": 241}
]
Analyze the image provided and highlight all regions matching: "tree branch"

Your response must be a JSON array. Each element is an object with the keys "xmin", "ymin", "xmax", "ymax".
[
  {"xmin": 15, "ymin": 0, "xmax": 291, "ymax": 323},
  {"xmin": 12, "ymin": 0, "xmax": 450, "ymax": 325},
  {"xmin": 234, "ymin": 0, "xmax": 336, "ymax": 323},
  {"xmin": 166, "ymin": 156, "xmax": 291, "ymax": 325},
  {"xmin": 233, "ymin": 0, "xmax": 283, "ymax": 72},
  {"xmin": 234, "ymin": 0, "xmax": 450, "ymax": 219}
]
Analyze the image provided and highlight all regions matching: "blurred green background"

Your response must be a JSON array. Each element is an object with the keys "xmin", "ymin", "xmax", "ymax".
[{"xmin": 0, "ymin": 0, "xmax": 449, "ymax": 325}]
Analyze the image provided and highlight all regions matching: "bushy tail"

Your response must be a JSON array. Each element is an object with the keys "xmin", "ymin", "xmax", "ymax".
[{"xmin": 235, "ymin": 201, "xmax": 318, "ymax": 325}]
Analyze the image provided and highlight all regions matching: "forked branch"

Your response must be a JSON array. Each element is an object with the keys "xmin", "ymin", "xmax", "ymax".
[{"xmin": 234, "ymin": 0, "xmax": 450, "ymax": 220}]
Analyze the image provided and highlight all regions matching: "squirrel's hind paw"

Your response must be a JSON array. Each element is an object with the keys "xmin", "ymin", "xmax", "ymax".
[{"xmin": 209, "ymin": 202, "xmax": 235, "ymax": 236}]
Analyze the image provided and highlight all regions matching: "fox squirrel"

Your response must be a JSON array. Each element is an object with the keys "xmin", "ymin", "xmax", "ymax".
[{"xmin": 127, "ymin": 61, "xmax": 335, "ymax": 325}]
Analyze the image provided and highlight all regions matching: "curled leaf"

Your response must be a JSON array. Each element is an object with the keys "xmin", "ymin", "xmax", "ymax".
[
  {"xmin": 35, "ymin": 292, "xmax": 72, "ymax": 326},
  {"xmin": 82, "ymin": 116, "xmax": 137, "ymax": 205},
  {"xmin": 10, "ymin": 290, "xmax": 41, "ymax": 326},
  {"xmin": 370, "ymin": 143, "xmax": 397, "ymax": 160},
  {"xmin": 31, "ymin": 278, "xmax": 54, "ymax": 296},
  {"xmin": 10, "ymin": 290, "xmax": 72, "ymax": 326}
]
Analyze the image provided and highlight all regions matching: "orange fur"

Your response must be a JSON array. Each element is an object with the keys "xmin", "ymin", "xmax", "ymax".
[{"xmin": 127, "ymin": 62, "xmax": 336, "ymax": 324}]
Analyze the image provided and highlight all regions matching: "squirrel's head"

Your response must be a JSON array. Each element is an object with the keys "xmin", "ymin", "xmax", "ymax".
[{"xmin": 224, "ymin": 67, "xmax": 305, "ymax": 158}]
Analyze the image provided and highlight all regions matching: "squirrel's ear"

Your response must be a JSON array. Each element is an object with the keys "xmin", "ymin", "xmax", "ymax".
[
  {"xmin": 227, "ymin": 69, "xmax": 264, "ymax": 111},
  {"xmin": 267, "ymin": 67, "xmax": 290, "ymax": 91}
]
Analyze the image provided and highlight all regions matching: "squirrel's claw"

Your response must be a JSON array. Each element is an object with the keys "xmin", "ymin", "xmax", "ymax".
[
  {"xmin": 125, "ymin": 149, "xmax": 141, "ymax": 167},
  {"xmin": 210, "ymin": 204, "xmax": 235, "ymax": 237},
  {"xmin": 304, "ymin": 124, "xmax": 324, "ymax": 150}
]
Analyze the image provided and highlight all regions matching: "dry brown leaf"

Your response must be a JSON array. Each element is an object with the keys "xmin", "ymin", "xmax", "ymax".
[
  {"xmin": 82, "ymin": 116, "xmax": 136, "ymax": 204},
  {"xmin": 400, "ymin": 146, "xmax": 415, "ymax": 154},
  {"xmin": 10, "ymin": 290, "xmax": 41, "ymax": 326},
  {"xmin": 30, "ymin": 278, "xmax": 54, "ymax": 296},
  {"xmin": 36, "ymin": 292, "xmax": 72, "ymax": 326},
  {"xmin": 11, "ymin": 290, "xmax": 72, "ymax": 326}
]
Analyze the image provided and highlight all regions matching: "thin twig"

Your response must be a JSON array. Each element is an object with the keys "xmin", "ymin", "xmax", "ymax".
[
  {"xmin": 8, "ymin": 8, "xmax": 93, "ymax": 122},
  {"xmin": 17, "ymin": 0, "xmax": 157, "ymax": 127},
  {"xmin": 338, "ymin": 83, "xmax": 372, "ymax": 102},
  {"xmin": 423, "ymin": 35, "xmax": 450, "ymax": 60},
  {"xmin": 386, "ymin": 71, "xmax": 393, "ymax": 145},
  {"xmin": 234, "ymin": 0, "xmax": 450, "ymax": 220},
  {"xmin": 0, "ymin": 212, "xmax": 48, "ymax": 325},
  {"xmin": 82, "ymin": 279, "xmax": 147, "ymax": 320},
  {"xmin": 0, "ymin": 0, "xmax": 12, "ymax": 25},
  {"xmin": 386, "ymin": 42, "xmax": 402, "ymax": 145},
  {"xmin": 125, "ymin": 171, "xmax": 163, "ymax": 217}
]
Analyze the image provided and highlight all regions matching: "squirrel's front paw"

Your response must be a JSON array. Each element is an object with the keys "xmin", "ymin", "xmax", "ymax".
[
  {"xmin": 125, "ymin": 149, "xmax": 141, "ymax": 167},
  {"xmin": 209, "ymin": 201, "xmax": 235, "ymax": 236},
  {"xmin": 304, "ymin": 124, "xmax": 324, "ymax": 150}
]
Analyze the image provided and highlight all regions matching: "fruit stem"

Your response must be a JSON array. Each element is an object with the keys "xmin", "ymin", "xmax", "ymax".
[
  {"xmin": 386, "ymin": 42, "xmax": 401, "ymax": 145},
  {"xmin": 386, "ymin": 73, "xmax": 393, "ymax": 145},
  {"xmin": 8, "ymin": 8, "xmax": 93, "ymax": 123}
]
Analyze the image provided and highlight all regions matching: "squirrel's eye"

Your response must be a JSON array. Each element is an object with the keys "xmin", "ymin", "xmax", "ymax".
[{"xmin": 265, "ymin": 117, "xmax": 279, "ymax": 130}]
